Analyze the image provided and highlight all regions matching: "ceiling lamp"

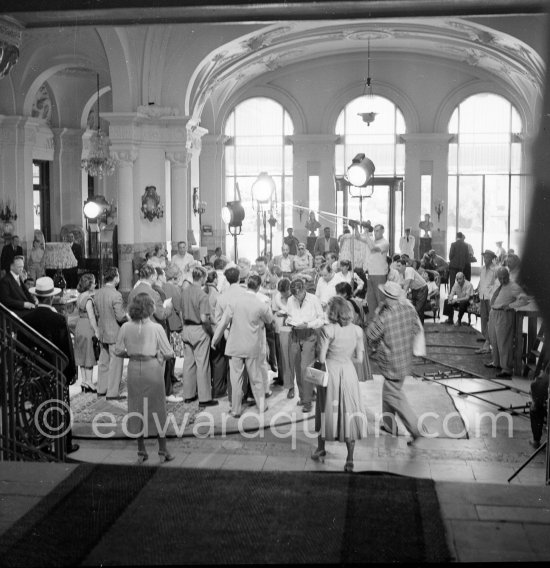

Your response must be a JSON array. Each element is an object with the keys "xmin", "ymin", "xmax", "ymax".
[
  {"xmin": 81, "ymin": 74, "xmax": 116, "ymax": 178},
  {"xmin": 357, "ymin": 39, "xmax": 378, "ymax": 127}
]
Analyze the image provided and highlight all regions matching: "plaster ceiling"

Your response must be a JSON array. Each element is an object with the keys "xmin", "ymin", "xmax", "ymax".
[{"xmin": 187, "ymin": 18, "xmax": 545, "ymax": 122}]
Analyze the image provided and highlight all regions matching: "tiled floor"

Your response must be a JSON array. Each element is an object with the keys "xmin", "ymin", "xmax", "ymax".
[{"xmin": 1, "ymin": 308, "xmax": 549, "ymax": 562}]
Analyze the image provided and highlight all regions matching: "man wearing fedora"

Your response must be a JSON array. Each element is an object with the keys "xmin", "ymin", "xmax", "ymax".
[
  {"xmin": 22, "ymin": 276, "xmax": 79, "ymax": 454},
  {"xmin": 366, "ymin": 281, "xmax": 427, "ymax": 445},
  {"xmin": 475, "ymin": 250, "xmax": 498, "ymax": 354}
]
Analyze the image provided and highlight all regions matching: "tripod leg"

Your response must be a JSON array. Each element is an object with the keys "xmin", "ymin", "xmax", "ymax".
[{"xmin": 508, "ymin": 441, "xmax": 547, "ymax": 483}]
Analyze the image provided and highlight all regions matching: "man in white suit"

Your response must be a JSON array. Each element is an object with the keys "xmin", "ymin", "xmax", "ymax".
[
  {"xmin": 211, "ymin": 274, "xmax": 274, "ymax": 418},
  {"xmin": 399, "ymin": 228, "xmax": 416, "ymax": 259}
]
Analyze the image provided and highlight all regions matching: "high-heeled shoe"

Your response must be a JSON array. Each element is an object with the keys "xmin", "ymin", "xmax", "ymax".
[
  {"xmin": 344, "ymin": 460, "xmax": 354, "ymax": 473},
  {"xmin": 310, "ymin": 449, "xmax": 326, "ymax": 462},
  {"xmin": 135, "ymin": 451, "xmax": 149, "ymax": 465},
  {"xmin": 81, "ymin": 384, "xmax": 97, "ymax": 394},
  {"xmin": 158, "ymin": 451, "xmax": 175, "ymax": 463}
]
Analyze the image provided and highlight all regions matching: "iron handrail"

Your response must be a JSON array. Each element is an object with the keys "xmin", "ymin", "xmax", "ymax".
[{"xmin": 0, "ymin": 302, "xmax": 69, "ymax": 462}]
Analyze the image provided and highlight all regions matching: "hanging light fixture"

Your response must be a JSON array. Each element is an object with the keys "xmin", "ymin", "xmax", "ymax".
[
  {"xmin": 81, "ymin": 74, "xmax": 116, "ymax": 178},
  {"xmin": 357, "ymin": 39, "xmax": 378, "ymax": 127}
]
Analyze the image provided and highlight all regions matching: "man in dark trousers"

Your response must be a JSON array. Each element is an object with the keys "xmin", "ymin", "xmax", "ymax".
[
  {"xmin": 0, "ymin": 255, "xmax": 37, "ymax": 317},
  {"xmin": 448, "ymin": 232, "xmax": 470, "ymax": 291},
  {"xmin": 1, "ymin": 234, "xmax": 23, "ymax": 276},
  {"xmin": 22, "ymin": 276, "xmax": 79, "ymax": 454}
]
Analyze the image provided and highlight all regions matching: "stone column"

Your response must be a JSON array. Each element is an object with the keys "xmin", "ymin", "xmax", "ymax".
[
  {"xmin": 111, "ymin": 149, "xmax": 137, "ymax": 292},
  {"xmin": 166, "ymin": 150, "xmax": 190, "ymax": 249},
  {"xmin": 401, "ymin": 133, "xmax": 453, "ymax": 257},
  {"xmin": 288, "ymin": 134, "xmax": 339, "ymax": 242},
  {"xmin": 51, "ymin": 128, "xmax": 84, "ymax": 228}
]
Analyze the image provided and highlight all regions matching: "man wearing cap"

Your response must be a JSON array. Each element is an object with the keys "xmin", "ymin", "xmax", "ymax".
[
  {"xmin": 0, "ymin": 255, "xmax": 37, "ymax": 317},
  {"xmin": 22, "ymin": 277, "xmax": 79, "ymax": 454},
  {"xmin": 475, "ymin": 250, "xmax": 498, "ymax": 354},
  {"xmin": 366, "ymin": 281, "xmax": 427, "ymax": 444},
  {"xmin": 399, "ymin": 228, "xmax": 416, "ymax": 259},
  {"xmin": 448, "ymin": 232, "xmax": 470, "ymax": 290}
]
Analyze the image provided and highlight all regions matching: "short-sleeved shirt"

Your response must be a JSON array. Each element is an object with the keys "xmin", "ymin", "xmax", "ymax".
[
  {"xmin": 179, "ymin": 283, "xmax": 210, "ymax": 324},
  {"xmin": 403, "ymin": 266, "xmax": 427, "ymax": 290}
]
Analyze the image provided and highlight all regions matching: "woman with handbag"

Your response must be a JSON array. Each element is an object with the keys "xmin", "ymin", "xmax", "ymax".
[
  {"xmin": 311, "ymin": 296, "xmax": 368, "ymax": 472},
  {"xmin": 74, "ymin": 273, "xmax": 99, "ymax": 393},
  {"xmin": 115, "ymin": 292, "xmax": 175, "ymax": 464}
]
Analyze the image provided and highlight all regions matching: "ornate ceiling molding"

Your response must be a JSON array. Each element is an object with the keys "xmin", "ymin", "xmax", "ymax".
[
  {"xmin": 186, "ymin": 18, "xmax": 545, "ymax": 124},
  {"xmin": 0, "ymin": 17, "xmax": 23, "ymax": 79}
]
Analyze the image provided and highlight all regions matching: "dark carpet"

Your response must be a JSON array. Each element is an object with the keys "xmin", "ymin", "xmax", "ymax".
[{"xmin": 0, "ymin": 464, "xmax": 451, "ymax": 565}]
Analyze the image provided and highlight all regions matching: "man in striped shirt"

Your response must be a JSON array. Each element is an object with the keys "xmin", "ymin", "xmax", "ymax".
[{"xmin": 367, "ymin": 281, "xmax": 427, "ymax": 445}]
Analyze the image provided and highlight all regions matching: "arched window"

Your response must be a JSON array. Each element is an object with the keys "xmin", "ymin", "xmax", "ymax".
[
  {"xmin": 224, "ymin": 97, "xmax": 294, "ymax": 261},
  {"xmin": 335, "ymin": 95, "xmax": 406, "ymax": 252},
  {"xmin": 447, "ymin": 93, "xmax": 527, "ymax": 259}
]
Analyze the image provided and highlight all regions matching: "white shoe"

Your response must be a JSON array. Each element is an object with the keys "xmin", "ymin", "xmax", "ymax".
[{"xmin": 166, "ymin": 395, "xmax": 183, "ymax": 403}]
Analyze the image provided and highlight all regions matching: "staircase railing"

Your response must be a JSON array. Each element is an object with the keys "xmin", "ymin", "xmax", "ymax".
[{"xmin": 0, "ymin": 303, "xmax": 68, "ymax": 462}]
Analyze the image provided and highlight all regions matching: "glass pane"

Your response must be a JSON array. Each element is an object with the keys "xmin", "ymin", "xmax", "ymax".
[
  {"xmin": 457, "ymin": 176, "xmax": 483, "ymax": 267},
  {"xmin": 33, "ymin": 189, "xmax": 41, "ymax": 231},
  {"xmin": 446, "ymin": 176, "xmax": 457, "ymax": 253},
  {"xmin": 364, "ymin": 186, "xmax": 390, "ymax": 235},
  {"xmin": 509, "ymin": 175, "xmax": 524, "ymax": 255},
  {"xmin": 420, "ymin": 175, "xmax": 432, "ymax": 218},
  {"xmin": 309, "ymin": 175, "xmax": 319, "ymax": 217},
  {"xmin": 394, "ymin": 188, "xmax": 403, "ymax": 255},
  {"xmin": 33, "ymin": 163, "xmax": 40, "ymax": 185},
  {"xmin": 484, "ymin": 175, "xmax": 510, "ymax": 253}
]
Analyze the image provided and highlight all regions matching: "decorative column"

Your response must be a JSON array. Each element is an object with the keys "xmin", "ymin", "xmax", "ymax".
[
  {"xmin": 111, "ymin": 149, "xmax": 137, "ymax": 292},
  {"xmin": 51, "ymin": 128, "xmax": 84, "ymax": 228},
  {"xmin": 401, "ymin": 133, "xmax": 453, "ymax": 257},
  {"xmin": 199, "ymin": 134, "xmax": 228, "ymax": 254},
  {"xmin": 288, "ymin": 134, "xmax": 339, "ymax": 242},
  {"xmin": 166, "ymin": 150, "xmax": 191, "ymax": 248}
]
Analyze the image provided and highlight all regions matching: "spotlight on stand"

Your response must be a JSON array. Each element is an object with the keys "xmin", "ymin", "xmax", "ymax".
[
  {"xmin": 347, "ymin": 153, "xmax": 375, "ymax": 188},
  {"xmin": 83, "ymin": 195, "xmax": 114, "ymax": 284},
  {"xmin": 221, "ymin": 200, "xmax": 245, "ymax": 262}
]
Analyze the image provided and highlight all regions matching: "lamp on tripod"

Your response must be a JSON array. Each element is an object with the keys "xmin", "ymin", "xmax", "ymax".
[{"xmin": 251, "ymin": 172, "xmax": 276, "ymax": 259}]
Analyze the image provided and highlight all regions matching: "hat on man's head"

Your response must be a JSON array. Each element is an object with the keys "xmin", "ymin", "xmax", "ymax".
[
  {"xmin": 456, "ymin": 232, "xmax": 464, "ymax": 239},
  {"xmin": 378, "ymin": 281, "xmax": 404, "ymax": 300},
  {"xmin": 29, "ymin": 277, "xmax": 61, "ymax": 298},
  {"xmin": 482, "ymin": 249, "xmax": 496, "ymax": 258}
]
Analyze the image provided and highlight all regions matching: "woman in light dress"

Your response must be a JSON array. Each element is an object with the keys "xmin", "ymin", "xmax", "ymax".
[
  {"xmin": 27, "ymin": 238, "xmax": 45, "ymax": 282},
  {"xmin": 74, "ymin": 273, "xmax": 99, "ymax": 393},
  {"xmin": 311, "ymin": 296, "xmax": 368, "ymax": 472},
  {"xmin": 335, "ymin": 282, "xmax": 372, "ymax": 382},
  {"xmin": 115, "ymin": 293, "xmax": 175, "ymax": 464}
]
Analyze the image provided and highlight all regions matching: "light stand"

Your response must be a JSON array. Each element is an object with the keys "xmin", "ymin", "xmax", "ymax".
[
  {"xmin": 221, "ymin": 200, "xmax": 245, "ymax": 263},
  {"xmin": 268, "ymin": 212, "xmax": 277, "ymax": 259},
  {"xmin": 251, "ymin": 172, "xmax": 276, "ymax": 259}
]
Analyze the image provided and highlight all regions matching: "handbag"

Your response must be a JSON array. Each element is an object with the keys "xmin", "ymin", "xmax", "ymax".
[
  {"xmin": 412, "ymin": 326, "xmax": 426, "ymax": 357},
  {"xmin": 170, "ymin": 330, "xmax": 185, "ymax": 358},
  {"xmin": 304, "ymin": 361, "xmax": 329, "ymax": 387},
  {"xmin": 92, "ymin": 336, "xmax": 101, "ymax": 361}
]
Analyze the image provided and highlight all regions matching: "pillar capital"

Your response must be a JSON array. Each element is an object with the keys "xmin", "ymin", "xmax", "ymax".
[
  {"xmin": 166, "ymin": 150, "xmax": 191, "ymax": 166},
  {"xmin": 111, "ymin": 149, "xmax": 138, "ymax": 165}
]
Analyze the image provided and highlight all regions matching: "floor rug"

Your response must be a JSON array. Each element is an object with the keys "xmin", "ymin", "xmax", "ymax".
[
  {"xmin": 363, "ymin": 376, "xmax": 468, "ymax": 439},
  {"xmin": 0, "ymin": 463, "xmax": 451, "ymax": 565}
]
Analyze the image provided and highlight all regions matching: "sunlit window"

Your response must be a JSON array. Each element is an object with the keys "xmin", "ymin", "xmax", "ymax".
[
  {"xmin": 224, "ymin": 97, "xmax": 294, "ymax": 261},
  {"xmin": 335, "ymin": 95, "xmax": 405, "ymax": 251},
  {"xmin": 447, "ymin": 93, "xmax": 527, "ymax": 259}
]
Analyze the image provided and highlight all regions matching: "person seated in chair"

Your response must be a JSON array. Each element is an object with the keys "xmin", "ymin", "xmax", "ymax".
[
  {"xmin": 426, "ymin": 272, "xmax": 440, "ymax": 312},
  {"xmin": 529, "ymin": 369, "xmax": 549, "ymax": 449},
  {"xmin": 442, "ymin": 272, "xmax": 473, "ymax": 326}
]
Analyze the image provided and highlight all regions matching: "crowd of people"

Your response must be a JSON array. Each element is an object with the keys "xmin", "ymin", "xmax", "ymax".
[{"xmin": 0, "ymin": 217, "xmax": 547, "ymax": 463}]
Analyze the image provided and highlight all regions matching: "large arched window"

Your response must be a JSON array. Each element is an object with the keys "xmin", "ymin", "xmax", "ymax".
[
  {"xmin": 447, "ymin": 93, "xmax": 527, "ymax": 259},
  {"xmin": 224, "ymin": 97, "xmax": 294, "ymax": 261},
  {"xmin": 335, "ymin": 95, "xmax": 406, "ymax": 252}
]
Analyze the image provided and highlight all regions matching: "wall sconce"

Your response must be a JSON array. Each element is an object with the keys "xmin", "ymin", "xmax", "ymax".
[
  {"xmin": 141, "ymin": 185, "xmax": 164, "ymax": 222},
  {"xmin": 0, "ymin": 200, "xmax": 17, "ymax": 222},
  {"xmin": 192, "ymin": 187, "xmax": 207, "ymax": 216},
  {"xmin": 435, "ymin": 200, "xmax": 445, "ymax": 222}
]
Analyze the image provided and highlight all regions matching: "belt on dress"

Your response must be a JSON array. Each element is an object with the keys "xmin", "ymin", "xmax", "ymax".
[{"xmin": 184, "ymin": 320, "xmax": 202, "ymax": 325}]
